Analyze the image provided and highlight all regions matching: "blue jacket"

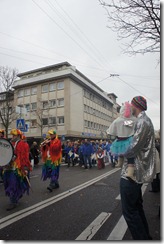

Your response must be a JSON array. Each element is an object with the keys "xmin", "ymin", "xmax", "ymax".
[{"xmin": 82, "ymin": 143, "xmax": 93, "ymax": 156}]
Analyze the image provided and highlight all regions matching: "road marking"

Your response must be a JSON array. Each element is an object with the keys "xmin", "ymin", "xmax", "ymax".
[
  {"xmin": 107, "ymin": 215, "xmax": 127, "ymax": 240},
  {"xmin": 30, "ymin": 174, "xmax": 39, "ymax": 178},
  {"xmin": 116, "ymin": 194, "xmax": 121, "ymax": 200},
  {"xmin": 0, "ymin": 168, "xmax": 120, "ymax": 230},
  {"xmin": 107, "ymin": 183, "xmax": 148, "ymax": 240},
  {"xmin": 76, "ymin": 212, "xmax": 111, "ymax": 240}
]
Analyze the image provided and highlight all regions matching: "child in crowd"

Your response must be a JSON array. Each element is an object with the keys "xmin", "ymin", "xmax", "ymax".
[
  {"xmin": 96, "ymin": 147, "xmax": 105, "ymax": 169},
  {"xmin": 106, "ymin": 102, "xmax": 136, "ymax": 179}
]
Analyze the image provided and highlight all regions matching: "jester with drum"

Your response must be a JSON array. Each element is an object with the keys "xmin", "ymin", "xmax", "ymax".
[
  {"xmin": 3, "ymin": 129, "xmax": 32, "ymax": 211},
  {"xmin": 41, "ymin": 130, "xmax": 62, "ymax": 192}
]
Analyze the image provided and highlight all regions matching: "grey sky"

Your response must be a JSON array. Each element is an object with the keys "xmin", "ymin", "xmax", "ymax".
[{"xmin": 0, "ymin": 0, "xmax": 160, "ymax": 130}]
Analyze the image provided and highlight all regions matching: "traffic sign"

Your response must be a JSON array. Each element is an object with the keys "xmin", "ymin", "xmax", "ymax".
[
  {"xmin": 20, "ymin": 124, "xmax": 28, "ymax": 132},
  {"xmin": 16, "ymin": 119, "xmax": 25, "ymax": 129}
]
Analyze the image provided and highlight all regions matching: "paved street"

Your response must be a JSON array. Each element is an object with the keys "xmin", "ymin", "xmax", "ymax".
[{"xmin": 0, "ymin": 163, "xmax": 160, "ymax": 241}]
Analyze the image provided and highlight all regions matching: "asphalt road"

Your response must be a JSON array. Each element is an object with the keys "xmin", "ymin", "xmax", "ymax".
[{"xmin": 0, "ymin": 163, "xmax": 161, "ymax": 241}]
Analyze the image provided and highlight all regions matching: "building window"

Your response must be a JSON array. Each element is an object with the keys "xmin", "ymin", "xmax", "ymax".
[
  {"xmin": 58, "ymin": 98, "xmax": 64, "ymax": 107},
  {"xmin": 49, "ymin": 117, "xmax": 56, "ymax": 125},
  {"xmin": 49, "ymin": 99, "xmax": 56, "ymax": 107},
  {"xmin": 42, "ymin": 84, "xmax": 48, "ymax": 93},
  {"xmin": 31, "ymin": 119, "xmax": 37, "ymax": 127},
  {"xmin": 25, "ymin": 104, "xmax": 30, "ymax": 111},
  {"xmin": 57, "ymin": 81, "xmax": 64, "ymax": 90},
  {"xmin": 0, "ymin": 94, "xmax": 6, "ymax": 100},
  {"xmin": 24, "ymin": 88, "xmax": 30, "ymax": 96},
  {"xmin": 42, "ymin": 118, "xmax": 48, "ymax": 125},
  {"xmin": 42, "ymin": 101, "xmax": 49, "ymax": 109},
  {"xmin": 0, "ymin": 108, "xmax": 5, "ymax": 115},
  {"xmin": 49, "ymin": 83, "xmax": 56, "ymax": 91},
  {"xmin": 58, "ymin": 116, "xmax": 64, "ymax": 124},
  {"xmin": 84, "ymin": 120, "xmax": 87, "ymax": 127},
  {"xmin": 18, "ymin": 90, "xmax": 24, "ymax": 97},
  {"xmin": 31, "ymin": 87, "xmax": 37, "ymax": 95},
  {"xmin": 31, "ymin": 102, "xmax": 37, "ymax": 110}
]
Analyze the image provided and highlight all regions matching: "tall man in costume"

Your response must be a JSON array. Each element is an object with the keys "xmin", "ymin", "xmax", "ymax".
[
  {"xmin": 41, "ymin": 130, "xmax": 62, "ymax": 192},
  {"xmin": 0, "ymin": 129, "xmax": 5, "ymax": 183},
  {"xmin": 3, "ymin": 129, "xmax": 32, "ymax": 211},
  {"xmin": 120, "ymin": 96, "xmax": 156, "ymax": 240}
]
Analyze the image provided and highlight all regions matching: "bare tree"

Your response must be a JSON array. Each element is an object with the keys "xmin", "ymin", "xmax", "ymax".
[
  {"xmin": 0, "ymin": 66, "xmax": 18, "ymax": 91},
  {"xmin": 32, "ymin": 99, "xmax": 57, "ymax": 141},
  {"xmin": 0, "ymin": 66, "xmax": 18, "ymax": 138},
  {"xmin": 99, "ymin": 0, "xmax": 160, "ymax": 55}
]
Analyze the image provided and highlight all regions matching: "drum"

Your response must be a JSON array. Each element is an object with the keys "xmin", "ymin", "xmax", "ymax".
[{"xmin": 0, "ymin": 138, "xmax": 14, "ymax": 166}]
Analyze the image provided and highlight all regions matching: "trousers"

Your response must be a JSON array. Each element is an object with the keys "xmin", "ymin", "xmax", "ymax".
[{"xmin": 120, "ymin": 178, "xmax": 151, "ymax": 240}]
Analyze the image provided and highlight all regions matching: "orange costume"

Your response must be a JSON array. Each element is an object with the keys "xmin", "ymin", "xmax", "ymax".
[{"xmin": 41, "ymin": 130, "xmax": 62, "ymax": 192}]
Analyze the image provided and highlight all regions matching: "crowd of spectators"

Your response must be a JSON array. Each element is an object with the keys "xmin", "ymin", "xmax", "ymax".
[{"xmin": 62, "ymin": 138, "xmax": 118, "ymax": 169}]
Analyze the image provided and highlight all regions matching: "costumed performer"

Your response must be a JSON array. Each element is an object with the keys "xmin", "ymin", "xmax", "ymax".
[
  {"xmin": 3, "ymin": 129, "xmax": 32, "ymax": 211},
  {"xmin": 41, "ymin": 129, "xmax": 62, "ymax": 192},
  {"xmin": 120, "ymin": 96, "xmax": 156, "ymax": 240},
  {"xmin": 0, "ymin": 129, "xmax": 5, "ymax": 183},
  {"xmin": 106, "ymin": 101, "xmax": 136, "ymax": 179}
]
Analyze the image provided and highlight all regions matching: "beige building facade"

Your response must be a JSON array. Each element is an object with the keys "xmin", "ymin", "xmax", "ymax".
[{"xmin": 2, "ymin": 62, "xmax": 120, "ymax": 140}]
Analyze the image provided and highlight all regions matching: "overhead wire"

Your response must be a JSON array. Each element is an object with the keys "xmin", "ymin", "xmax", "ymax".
[
  {"xmin": 31, "ymin": 0, "xmax": 108, "ymax": 70},
  {"xmin": 39, "ymin": 0, "xmax": 160, "ymax": 104},
  {"xmin": 0, "ymin": 2, "xmax": 159, "ymax": 107},
  {"xmin": 47, "ymin": 0, "xmax": 111, "ymax": 66}
]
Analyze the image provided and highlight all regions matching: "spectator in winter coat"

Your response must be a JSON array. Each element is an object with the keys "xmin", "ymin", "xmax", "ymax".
[
  {"xmin": 78, "ymin": 141, "xmax": 84, "ymax": 167},
  {"xmin": 82, "ymin": 139, "xmax": 93, "ymax": 169}
]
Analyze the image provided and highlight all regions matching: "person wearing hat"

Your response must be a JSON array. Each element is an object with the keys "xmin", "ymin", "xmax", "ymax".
[
  {"xmin": 0, "ymin": 129, "xmax": 5, "ymax": 183},
  {"xmin": 41, "ymin": 130, "xmax": 62, "ymax": 192},
  {"xmin": 119, "ymin": 96, "xmax": 156, "ymax": 240},
  {"xmin": 3, "ymin": 129, "xmax": 32, "ymax": 211}
]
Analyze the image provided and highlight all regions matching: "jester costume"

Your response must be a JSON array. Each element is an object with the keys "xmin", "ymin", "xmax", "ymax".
[
  {"xmin": 41, "ymin": 130, "xmax": 62, "ymax": 191},
  {"xmin": 3, "ymin": 129, "xmax": 32, "ymax": 210}
]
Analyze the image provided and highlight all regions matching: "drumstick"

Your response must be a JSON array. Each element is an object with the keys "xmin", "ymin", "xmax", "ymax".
[{"xmin": 25, "ymin": 175, "xmax": 33, "ymax": 192}]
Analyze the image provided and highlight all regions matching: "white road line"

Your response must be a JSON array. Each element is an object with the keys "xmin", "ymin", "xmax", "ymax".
[
  {"xmin": 0, "ymin": 168, "xmax": 120, "ymax": 230},
  {"xmin": 107, "ymin": 215, "xmax": 127, "ymax": 240},
  {"xmin": 75, "ymin": 212, "xmax": 111, "ymax": 240},
  {"xmin": 107, "ymin": 183, "xmax": 148, "ymax": 240},
  {"xmin": 116, "ymin": 194, "xmax": 121, "ymax": 200}
]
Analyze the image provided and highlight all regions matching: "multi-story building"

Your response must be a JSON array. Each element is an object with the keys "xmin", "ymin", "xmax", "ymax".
[
  {"xmin": 1, "ymin": 62, "xmax": 120, "ymax": 140},
  {"xmin": 0, "ymin": 90, "xmax": 15, "ymax": 137}
]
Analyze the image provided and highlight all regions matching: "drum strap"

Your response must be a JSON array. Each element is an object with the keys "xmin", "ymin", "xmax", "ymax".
[
  {"xmin": 13, "ymin": 140, "xmax": 21, "ymax": 150},
  {"xmin": 12, "ymin": 140, "xmax": 21, "ymax": 158}
]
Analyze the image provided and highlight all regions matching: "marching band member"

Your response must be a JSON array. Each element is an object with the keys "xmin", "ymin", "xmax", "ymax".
[
  {"xmin": 41, "ymin": 130, "xmax": 62, "ymax": 192},
  {"xmin": 3, "ymin": 129, "xmax": 32, "ymax": 211},
  {"xmin": 0, "ymin": 129, "xmax": 5, "ymax": 183}
]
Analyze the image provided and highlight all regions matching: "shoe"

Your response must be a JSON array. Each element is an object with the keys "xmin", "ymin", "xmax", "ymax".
[
  {"xmin": 54, "ymin": 183, "xmax": 59, "ymax": 189},
  {"xmin": 47, "ymin": 186, "xmax": 53, "ymax": 192},
  {"xmin": 6, "ymin": 203, "xmax": 17, "ymax": 211}
]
